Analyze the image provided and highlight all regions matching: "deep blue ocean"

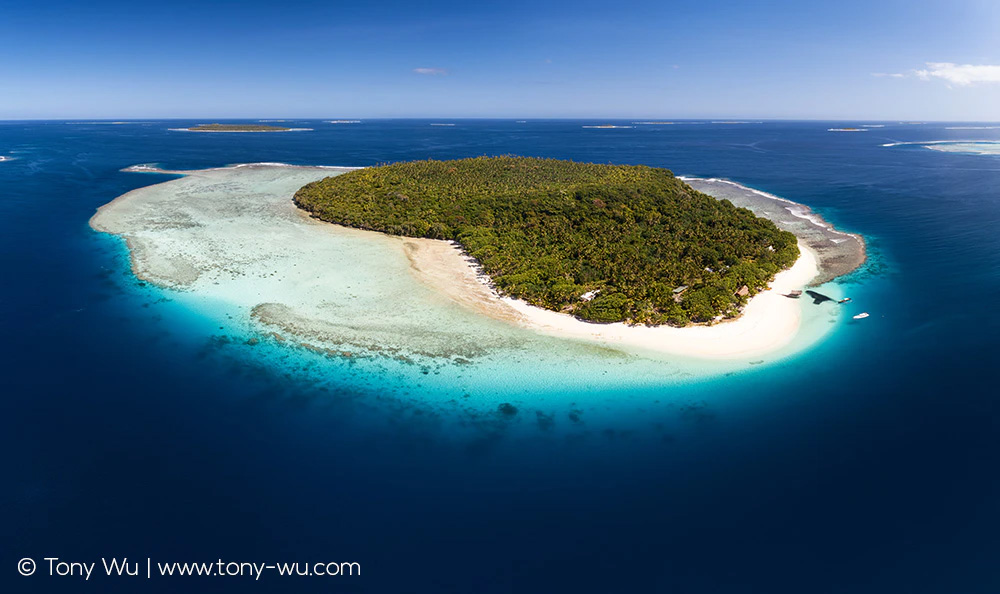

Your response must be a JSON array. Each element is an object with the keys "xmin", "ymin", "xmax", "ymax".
[{"xmin": 2, "ymin": 120, "xmax": 998, "ymax": 593}]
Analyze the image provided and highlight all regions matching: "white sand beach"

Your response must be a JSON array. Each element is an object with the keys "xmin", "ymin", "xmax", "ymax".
[{"xmin": 406, "ymin": 237, "xmax": 819, "ymax": 360}]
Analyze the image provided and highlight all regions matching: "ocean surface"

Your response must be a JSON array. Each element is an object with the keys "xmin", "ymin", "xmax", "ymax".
[{"xmin": 2, "ymin": 120, "xmax": 998, "ymax": 593}]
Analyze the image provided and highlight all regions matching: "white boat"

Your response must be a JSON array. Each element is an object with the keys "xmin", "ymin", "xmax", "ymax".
[{"xmin": 853, "ymin": 312, "xmax": 869, "ymax": 320}]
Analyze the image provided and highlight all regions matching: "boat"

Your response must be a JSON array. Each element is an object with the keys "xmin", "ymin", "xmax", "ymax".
[
  {"xmin": 838, "ymin": 297, "xmax": 852, "ymax": 304},
  {"xmin": 852, "ymin": 312, "xmax": 869, "ymax": 319}
]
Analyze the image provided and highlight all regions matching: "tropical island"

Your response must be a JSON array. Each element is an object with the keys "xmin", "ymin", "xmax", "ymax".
[
  {"xmin": 90, "ymin": 161, "xmax": 863, "ymax": 362},
  {"xmin": 294, "ymin": 157, "xmax": 800, "ymax": 326},
  {"xmin": 186, "ymin": 123, "xmax": 293, "ymax": 132}
]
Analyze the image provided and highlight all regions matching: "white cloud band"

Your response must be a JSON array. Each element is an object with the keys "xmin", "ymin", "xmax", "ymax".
[{"xmin": 914, "ymin": 62, "xmax": 1000, "ymax": 86}]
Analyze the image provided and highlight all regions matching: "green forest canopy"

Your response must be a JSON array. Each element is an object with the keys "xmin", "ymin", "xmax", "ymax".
[{"xmin": 294, "ymin": 157, "xmax": 799, "ymax": 326}]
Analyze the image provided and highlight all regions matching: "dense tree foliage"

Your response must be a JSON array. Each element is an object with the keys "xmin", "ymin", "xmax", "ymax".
[{"xmin": 294, "ymin": 157, "xmax": 799, "ymax": 326}]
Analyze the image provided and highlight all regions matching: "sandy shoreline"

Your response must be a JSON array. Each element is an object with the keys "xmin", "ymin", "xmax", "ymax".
[
  {"xmin": 91, "ymin": 163, "xmax": 863, "ymax": 362},
  {"xmin": 404, "ymin": 236, "xmax": 820, "ymax": 359}
]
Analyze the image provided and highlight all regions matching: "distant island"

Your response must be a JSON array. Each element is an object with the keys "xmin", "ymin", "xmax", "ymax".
[
  {"xmin": 294, "ymin": 157, "xmax": 799, "ymax": 326},
  {"xmin": 186, "ymin": 123, "xmax": 293, "ymax": 132}
]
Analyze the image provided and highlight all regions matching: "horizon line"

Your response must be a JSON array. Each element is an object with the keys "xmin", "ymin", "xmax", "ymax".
[{"xmin": 2, "ymin": 117, "xmax": 999, "ymax": 123}]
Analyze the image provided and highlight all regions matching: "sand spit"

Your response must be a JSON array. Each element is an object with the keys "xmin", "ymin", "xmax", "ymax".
[{"xmin": 91, "ymin": 164, "xmax": 862, "ymax": 362}]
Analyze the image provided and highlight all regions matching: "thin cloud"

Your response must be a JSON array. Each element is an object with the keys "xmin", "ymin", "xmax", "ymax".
[
  {"xmin": 914, "ymin": 62, "xmax": 1000, "ymax": 85},
  {"xmin": 871, "ymin": 72, "xmax": 904, "ymax": 78},
  {"xmin": 413, "ymin": 67, "xmax": 448, "ymax": 76}
]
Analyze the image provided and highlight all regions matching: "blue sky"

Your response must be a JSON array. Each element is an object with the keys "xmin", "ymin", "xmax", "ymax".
[{"xmin": 1, "ymin": 0, "xmax": 998, "ymax": 119}]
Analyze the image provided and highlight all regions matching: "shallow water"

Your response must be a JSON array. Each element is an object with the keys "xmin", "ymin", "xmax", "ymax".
[
  {"xmin": 2, "ymin": 120, "xmax": 999, "ymax": 593},
  {"xmin": 90, "ymin": 164, "xmax": 850, "ymax": 410}
]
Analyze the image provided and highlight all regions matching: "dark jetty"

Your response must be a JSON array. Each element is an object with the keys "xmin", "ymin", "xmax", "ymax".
[{"xmin": 805, "ymin": 290, "xmax": 834, "ymax": 304}]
